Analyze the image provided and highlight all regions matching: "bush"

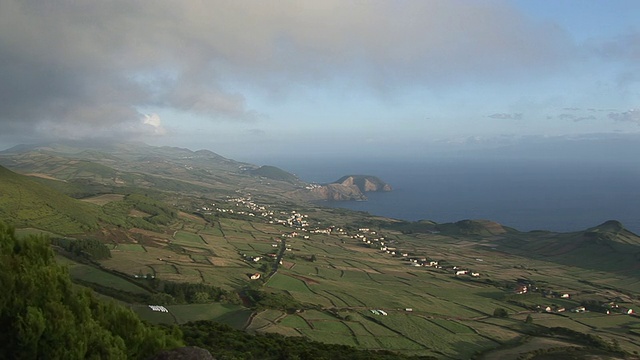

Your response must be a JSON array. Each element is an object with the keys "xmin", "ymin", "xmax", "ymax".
[{"xmin": 493, "ymin": 307, "xmax": 509, "ymax": 318}]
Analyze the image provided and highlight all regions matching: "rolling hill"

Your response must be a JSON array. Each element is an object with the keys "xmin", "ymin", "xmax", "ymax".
[
  {"xmin": 0, "ymin": 165, "xmax": 103, "ymax": 234},
  {"xmin": 492, "ymin": 220, "xmax": 640, "ymax": 274}
]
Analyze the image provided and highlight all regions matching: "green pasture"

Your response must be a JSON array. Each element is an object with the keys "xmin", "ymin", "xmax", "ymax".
[
  {"xmin": 173, "ymin": 231, "xmax": 207, "ymax": 248},
  {"xmin": 69, "ymin": 264, "xmax": 151, "ymax": 295},
  {"xmin": 15, "ymin": 228, "xmax": 61, "ymax": 238},
  {"xmin": 170, "ymin": 303, "xmax": 249, "ymax": 325},
  {"xmin": 429, "ymin": 318, "xmax": 476, "ymax": 334},
  {"xmin": 199, "ymin": 268, "xmax": 253, "ymax": 290},
  {"xmin": 189, "ymin": 254, "xmax": 211, "ymax": 264},
  {"xmin": 256, "ymin": 309, "xmax": 285, "ymax": 323},
  {"xmin": 132, "ymin": 305, "xmax": 175, "ymax": 324},
  {"xmin": 115, "ymin": 243, "xmax": 146, "ymax": 252},
  {"xmin": 298, "ymin": 310, "xmax": 339, "ymax": 321},
  {"xmin": 279, "ymin": 314, "xmax": 310, "ymax": 329},
  {"xmin": 299, "ymin": 323, "xmax": 358, "ymax": 347},
  {"xmin": 199, "ymin": 226, "xmax": 225, "ymax": 237},
  {"xmin": 80, "ymin": 193, "xmax": 124, "ymax": 206},
  {"xmin": 573, "ymin": 313, "xmax": 640, "ymax": 330},
  {"xmin": 266, "ymin": 274, "xmax": 313, "ymax": 293},
  {"xmin": 132, "ymin": 303, "xmax": 250, "ymax": 327}
]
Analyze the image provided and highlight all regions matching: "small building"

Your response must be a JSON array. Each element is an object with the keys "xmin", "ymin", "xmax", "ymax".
[{"xmin": 250, "ymin": 273, "xmax": 261, "ymax": 280}]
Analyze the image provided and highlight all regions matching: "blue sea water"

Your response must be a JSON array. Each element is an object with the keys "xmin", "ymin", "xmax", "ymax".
[{"xmin": 270, "ymin": 158, "xmax": 640, "ymax": 234}]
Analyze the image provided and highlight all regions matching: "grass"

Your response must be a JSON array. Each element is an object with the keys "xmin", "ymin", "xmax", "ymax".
[
  {"xmin": 131, "ymin": 303, "xmax": 252, "ymax": 327},
  {"xmin": 266, "ymin": 274, "xmax": 313, "ymax": 293},
  {"xmin": 279, "ymin": 315, "xmax": 311, "ymax": 329},
  {"xmin": 69, "ymin": 264, "xmax": 151, "ymax": 295},
  {"xmin": 15, "ymin": 228, "xmax": 61, "ymax": 238},
  {"xmin": 174, "ymin": 231, "xmax": 204, "ymax": 244},
  {"xmin": 115, "ymin": 244, "xmax": 146, "ymax": 252},
  {"xmin": 170, "ymin": 303, "xmax": 249, "ymax": 324},
  {"xmin": 80, "ymin": 193, "xmax": 125, "ymax": 206}
]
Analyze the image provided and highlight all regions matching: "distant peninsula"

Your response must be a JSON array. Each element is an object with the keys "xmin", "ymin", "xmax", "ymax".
[
  {"xmin": 308, "ymin": 175, "xmax": 392, "ymax": 201},
  {"xmin": 334, "ymin": 175, "xmax": 393, "ymax": 193}
]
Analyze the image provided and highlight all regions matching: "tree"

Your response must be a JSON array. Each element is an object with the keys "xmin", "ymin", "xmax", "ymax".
[
  {"xmin": 0, "ymin": 222, "xmax": 183, "ymax": 359},
  {"xmin": 493, "ymin": 307, "xmax": 509, "ymax": 318},
  {"xmin": 525, "ymin": 314, "xmax": 533, "ymax": 323}
]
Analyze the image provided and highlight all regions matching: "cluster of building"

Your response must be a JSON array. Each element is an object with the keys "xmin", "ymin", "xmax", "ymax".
[
  {"xmin": 271, "ymin": 211, "xmax": 309, "ymax": 228},
  {"xmin": 352, "ymin": 228, "xmax": 484, "ymax": 277},
  {"xmin": 196, "ymin": 195, "xmax": 273, "ymax": 217}
]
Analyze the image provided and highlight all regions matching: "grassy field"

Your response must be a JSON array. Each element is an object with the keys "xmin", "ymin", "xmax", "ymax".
[
  {"xmin": 69, "ymin": 264, "xmax": 151, "ymax": 295},
  {"xmin": 132, "ymin": 303, "xmax": 251, "ymax": 327},
  {"xmin": 80, "ymin": 193, "xmax": 125, "ymax": 206},
  {"xmin": 89, "ymin": 209, "xmax": 640, "ymax": 357}
]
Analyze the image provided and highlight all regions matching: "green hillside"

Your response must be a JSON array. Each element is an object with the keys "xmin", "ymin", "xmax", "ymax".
[
  {"xmin": 494, "ymin": 220, "xmax": 640, "ymax": 274},
  {"xmin": 248, "ymin": 165, "xmax": 300, "ymax": 184},
  {"xmin": 0, "ymin": 165, "xmax": 103, "ymax": 235},
  {"xmin": 0, "ymin": 223, "xmax": 182, "ymax": 358}
]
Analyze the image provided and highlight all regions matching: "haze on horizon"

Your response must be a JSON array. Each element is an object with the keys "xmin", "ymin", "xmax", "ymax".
[{"xmin": 0, "ymin": 0, "xmax": 639, "ymax": 163}]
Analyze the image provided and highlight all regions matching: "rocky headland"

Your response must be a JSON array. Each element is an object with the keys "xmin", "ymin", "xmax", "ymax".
[{"xmin": 308, "ymin": 175, "xmax": 392, "ymax": 201}]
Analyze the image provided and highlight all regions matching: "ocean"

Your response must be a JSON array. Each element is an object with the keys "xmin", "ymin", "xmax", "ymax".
[{"xmin": 268, "ymin": 158, "xmax": 640, "ymax": 234}]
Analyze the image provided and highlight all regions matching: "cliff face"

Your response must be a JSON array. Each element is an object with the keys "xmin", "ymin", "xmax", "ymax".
[
  {"xmin": 309, "ymin": 183, "xmax": 367, "ymax": 201},
  {"xmin": 306, "ymin": 175, "xmax": 392, "ymax": 201},
  {"xmin": 334, "ymin": 175, "xmax": 392, "ymax": 193}
]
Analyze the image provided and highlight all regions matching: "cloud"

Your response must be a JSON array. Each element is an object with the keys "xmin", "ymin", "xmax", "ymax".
[
  {"xmin": 0, "ymin": 0, "xmax": 576, "ymax": 143},
  {"xmin": 142, "ymin": 114, "xmax": 166, "ymax": 135},
  {"xmin": 488, "ymin": 113, "xmax": 523, "ymax": 120},
  {"xmin": 591, "ymin": 32, "xmax": 640, "ymax": 63},
  {"xmin": 609, "ymin": 109, "xmax": 640, "ymax": 124},
  {"xmin": 573, "ymin": 116, "xmax": 596, "ymax": 122},
  {"xmin": 246, "ymin": 129, "xmax": 266, "ymax": 136}
]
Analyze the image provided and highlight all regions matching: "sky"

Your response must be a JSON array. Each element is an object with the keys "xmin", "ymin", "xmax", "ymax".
[{"xmin": 0, "ymin": 0, "xmax": 639, "ymax": 163}]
